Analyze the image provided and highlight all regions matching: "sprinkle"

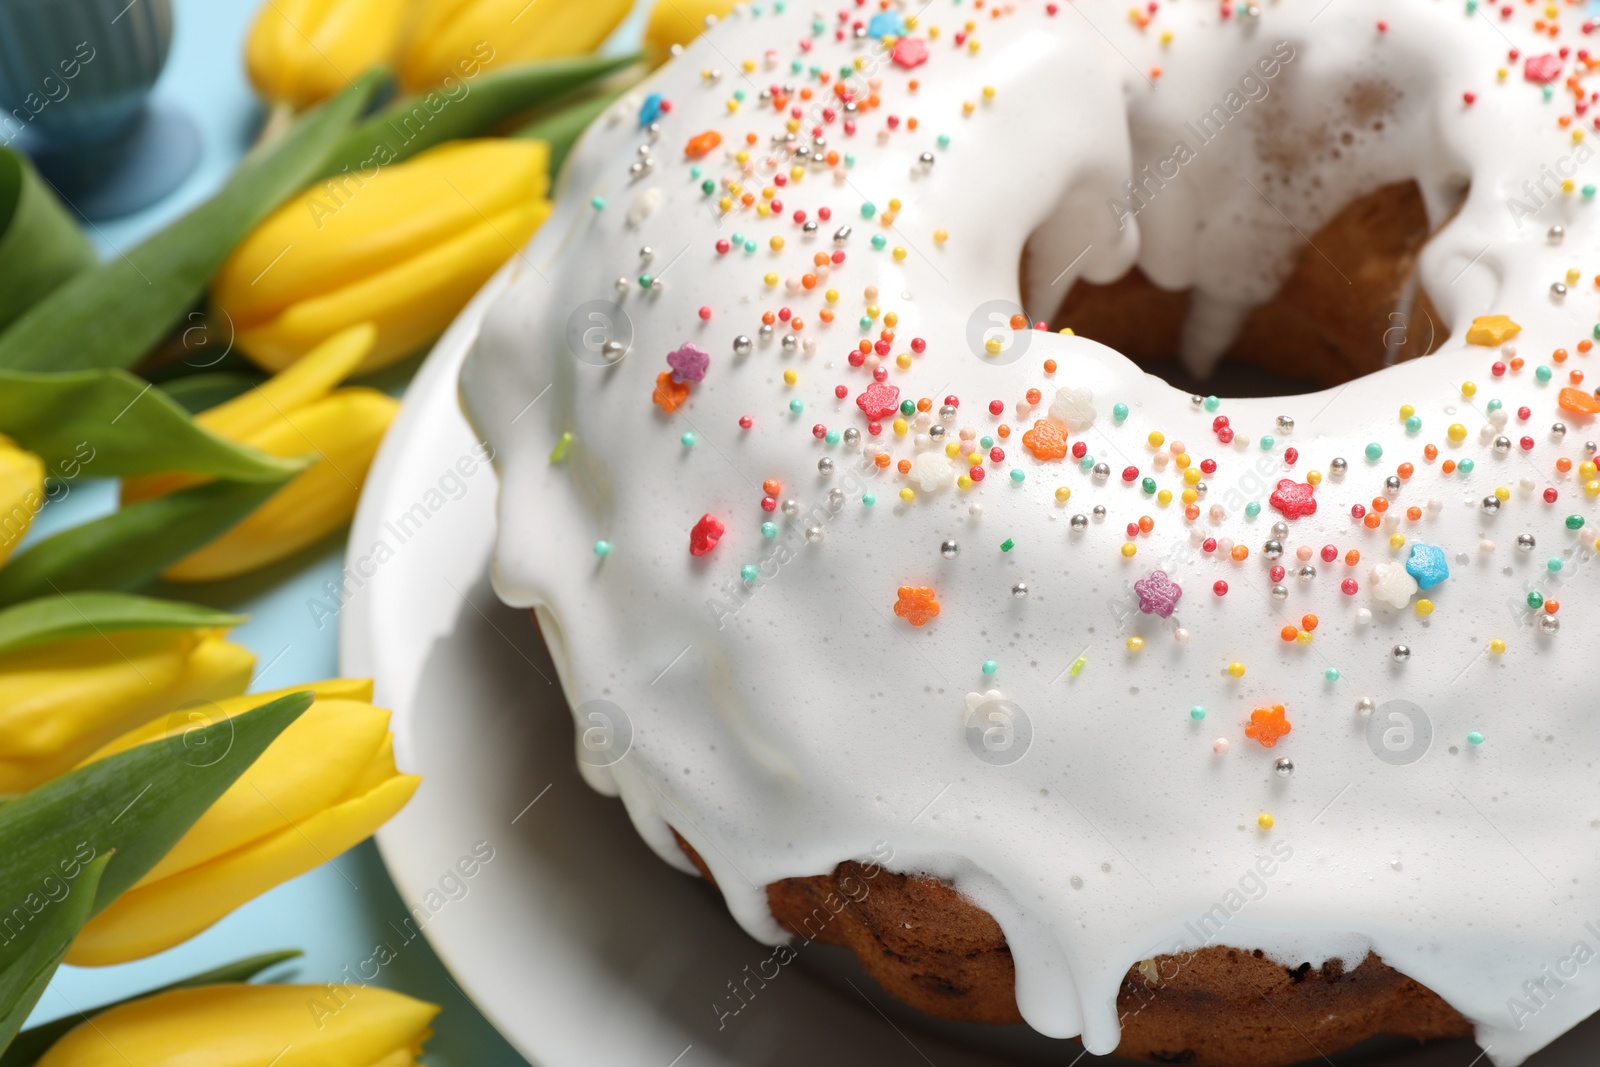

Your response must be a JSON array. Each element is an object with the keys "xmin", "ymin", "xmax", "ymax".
[
  {"xmin": 1190, "ymin": 705, "xmax": 1206, "ymax": 721},
  {"xmin": 1125, "ymin": 637, "xmax": 1144, "ymax": 652},
  {"xmin": 1245, "ymin": 704, "xmax": 1292, "ymax": 748},
  {"xmin": 982, "ymin": 659, "xmax": 999, "ymax": 674},
  {"xmin": 1364, "ymin": 442, "xmax": 1383, "ymax": 461},
  {"xmin": 741, "ymin": 564, "xmax": 758, "ymax": 582},
  {"xmin": 1257, "ymin": 813, "xmax": 1274, "ymax": 830},
  {"xmin": 1000, "ymin": 538, "xmax": 1015, "ymax": 552},
  {"xmin": 894, "ymin": 586, "xmax": 940, "ymax": 626},
  {"xmin": 1227, "ymin": 662, "xmax": 1246, "ymax": 678},
  {"xmin": 593, "ymin": 540, "xmax": 611, "ymax": 556},
  {"xmin": 1467, "ymin": 731, "xmax": 1485, "ymax": 746},
  {"xmin": 549, "ymin": 432, "xmax": 574, "ymax": 463}
]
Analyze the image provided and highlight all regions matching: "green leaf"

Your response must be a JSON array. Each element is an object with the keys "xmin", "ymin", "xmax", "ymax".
[
  {"xmin": 157, "ymin": 373, "xmax": 266, "ymax": 415},
  {"xmin": 0, "ymin": 692, "xmax": 312, "ymax": 919},
  {"xmin": 0, "ymin": 479, "xmax": 287, "ymax": 607},
  {"xmin": 0, "ymin": 151, "xmax": 96, "ymax": 335},
  {"xmin": 515, "ymin": 80, "xmax": 639, "ymax": 179},
  {"xmin": 316, "ymin": 54, "xmax": 640, "ymax": 181},
  {"xmin": 0, "ymin": 71, "xmax": 385, "ymax": 373},
  {"xmin": 0, "ymin": 593, "xmax": 244, "ymax": 658},
  {"xmin": 0, "ymin": 949, "xmax": 301, "ymax": 1067},
  {"xmin": 0, "ymin": 855, "xmax": 107, "ymax": 1053},
  {"xmin": 0, "ymin": 369, "xmax": 303, "ymax": 482}
]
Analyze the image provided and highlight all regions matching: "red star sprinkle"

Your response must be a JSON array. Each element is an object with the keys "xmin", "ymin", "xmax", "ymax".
[
  {"xmin": 891, "ymin": 37, "xmax": 928, "ymax": 69},
  {"xmin": 1524, "ymin": 53, "xmax": 1563, "ymax": 83},
  {"xmin": 689, "ymin": 514, "xmax": 725, "ymax": 557},
  {"xmin": 1268, "ymin": 478, "xmax": 1317, "ymax": 520},
  {"xmin": 856, "ymin": 381, "xmax": 901, "ymax": 420},
  {"xmin": 1245, "ymin": 705, "xmax": 1292, "ymax": 748}
]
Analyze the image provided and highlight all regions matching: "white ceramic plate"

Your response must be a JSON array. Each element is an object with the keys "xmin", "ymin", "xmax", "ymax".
[{"xmin": 343, "ymin": 265, "xmax": 1595, "ymax": 1066}]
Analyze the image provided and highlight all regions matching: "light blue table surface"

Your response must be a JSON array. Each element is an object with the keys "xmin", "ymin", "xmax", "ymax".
[{"xmin": 18, "ymin": 0, "xmax": 641, "ymax": 1060}]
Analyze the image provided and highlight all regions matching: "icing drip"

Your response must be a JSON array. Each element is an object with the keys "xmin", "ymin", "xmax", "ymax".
[{"xmin": 462, "ymin": 3, "xmax": 1600, "ymax": 1062}]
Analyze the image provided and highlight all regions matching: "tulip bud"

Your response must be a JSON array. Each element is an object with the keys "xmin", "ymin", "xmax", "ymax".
[
  {"xmin": 246, "ymin": 0, "xmax": 410, "ymax": 110},
  {"xmin": 0, "ymin": 434, "xmax": 45, "ymax": 567},
  {"xmin": 644, "ymin": 0, "xmax": 737, "ymax": 66},
  {"xmin": 0, "ymin": 629, "xmax": 253, "ymax": 795},
  {"xmin": 399, "ymin": 0, "xmax": 633, "ymax": 92},
  {"xmin": 35, "ymin": 983, "xmax": 437, "ymax": 1067},
  {"xmin": 67, "ymin": 682, "xmax": 420, "ymax": 964},
  {"xmin": 213, "ymin": 140, "xmax": 553, "ymax": 373}
]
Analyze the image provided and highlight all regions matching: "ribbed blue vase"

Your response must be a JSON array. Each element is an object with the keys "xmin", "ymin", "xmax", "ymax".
[{"xmin": 0, "ymin": 0, "xmax": 173, "ymax": 147}]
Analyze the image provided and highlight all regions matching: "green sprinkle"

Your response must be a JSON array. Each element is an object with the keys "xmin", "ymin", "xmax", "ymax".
[
  {"xmin": 858, "ymin": 315, "xmax": 873, "ymax": 329},
  {"xmin": 1079, "ymin": 455, "xmax": 1095, "ymax": 470},
  {"xmin": 980, "ymin": 435, "xmax": 994, "ymax": 448},
  {"xmin": 701, "ymin": 179, "xmax": 716, "ymax": 195},
  {"xmin": 1536, "ymin": 365, "xmax": 1554, "ymax": 383},
  {"xmin": 1203, "ymin": 395, "xmax": 1220, "ymax": 412},
  {"xmin": 742, "ymin": 564, "xmax": 759, "ymax": 582},
  {"xmin": 1405, "ymin": 415, "xmax": 1422, "ymax": 433},
  {"xmin": 1458, "ymin": 458, "xmax": 1475, "ymax": 474},
  {"xmin": 1112, "ymin": 403, "xmax": 1129, "ymax": 422},
  {"xmin": 1245, "ymin": 501, "xmax": 1262, "ymax": 518},
  {"xmin": 1141, "ymin": 477, "xmax": 1156, "ymax": 494},
  {"xmin": 680, "ymin": 432, "xmax": 696, "ymax": 448},
  {"xmin": 900, "ymin": 399, "xmax": 916, "ymax": 416},
  {"xmin": 936, "ymin": 133, "xmax": 951, "ymax": 149},
  {"xmin": 1000, "ymin": 537, "xmax": 1015, "ymax": 552},
  {"xmin": 1486, "ymin": 398, "xmax": 1502, "ymax": 412},
  {"xmin": 1467, "ymin": 731, "xmax": 1485, "ymax": 746},
  {"xmin": 761, "ymin": 522, "xmax": 777, "ymax": 538},
  {"xmin": 982, "ymin": 659, "xmax": 998, "ymax": 675},
  {"xmin": 1259, "ymin": 435, "xmax": 1274, "ymax": 451},
  {"xmin": 871, "ymin": 234, "xmax": 887, "ymax": 250},
  {"xmin": 549, "ymin": 431, "xmax": 574, "ymax": 463},
  {"xmin": 862, "ymin": 492, "xmax": 876, "ymax": 506},
  {"xmin": 1548, "ymin": 557, "xmax": 1563, "ymax": 572},
  {"xmin": 789, "ymin": 398, "xmax": 804, "ymax": 413},
  {"xmin": 743, "ymin": 239, "xmax": 757, "ymax": 253},
  {"xmin": 1527, "ymin": 591, "xmax": 1545, "ymax": 609},
  {"xmin": 860, "ymin": 201, "xmax": 877, "ymax": 218},
  {"xmin": 638, "ymin": 274, "xmax": 653, "ymax": 289},
  {"xmin": 825, "ymin": 429, "xmax": 840, "ymax": 444},
  {"xmin": 1068, "ymin": 656, "xmax": 1087, "ymax": 677},
  {"xmin": 844, "ymin": 153, "xmax": 855, "ymax": 168},
  {"xmin": 1011, "ymin": 469, "xmax": 1026, "ymax": 483},
  {"xmin": 593, "ymin": 540, "xmax": 611, "ymax": 556},
  {"xmin": 1567, "ymin": 514, "xmax": 1585, "ymax": 530},
  {"xmin": 590, "ymin": 196, "xmax": 605, "ymax": 210},
  {"xmin": 1584, "ymin": 184, "xmax": 1596, "ymax": 198},
  {"xmin": 1190, "ymin": 705, "xmax": 1206, "ymax": 721},
  {"xmin": 1364, "ymin": 442, "xmax": 1383, "ymax": 461},
  {"xmin": 1324, "ymin": 667, "xmax": 1341, "ymax": 682}
]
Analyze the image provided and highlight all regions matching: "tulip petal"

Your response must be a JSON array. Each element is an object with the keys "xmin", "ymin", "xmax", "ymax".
[
  {"xmin": 400, "ymin": 0, "xmax": 632, "ymax": 91},
  {"xmin": 161, "ymin": 388, "xmax": 399, "ymax": 581},
  {"xmin": 247, "ymin": 0, "xmax": 409, "ymax": 109},
  {"xmin": 35, "ymin": 984, "xmax": 437, "ymax": 1067},
  {"xmin": 67, "ymin": 774, "xmax": 420, "ymax": 964},
  {"xmin": 232, "ymin": 197, "xmax": 551, "ymax": 372},
  {"xmin": 0, "ymin": 437, "xmax": 44, "ymax": 567},
  {"xmin": 645, "ymin": 0, "xmax": 737, "ymax": 65},
  {"xmin": 138, "ymin": 699, "xmax": 394, "ymax": 884}
]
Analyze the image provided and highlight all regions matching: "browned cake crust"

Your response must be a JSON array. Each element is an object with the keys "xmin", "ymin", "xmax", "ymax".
[{"xmin": 672, "ymin": 833, "xmax": 1473, "ymax": 1066}]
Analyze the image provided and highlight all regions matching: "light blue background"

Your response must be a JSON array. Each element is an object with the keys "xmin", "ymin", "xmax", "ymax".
[{"xmin": 22, "ymin": 1, "xmax": 586, "ymax": 1060}]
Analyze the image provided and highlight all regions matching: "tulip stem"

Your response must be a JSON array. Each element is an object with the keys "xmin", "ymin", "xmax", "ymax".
[{"xmin": 255, "ymin": 103, "xmax": 296, "ymax": 150}]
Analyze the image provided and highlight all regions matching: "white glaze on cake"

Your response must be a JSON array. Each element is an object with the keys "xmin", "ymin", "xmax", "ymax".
[{"xmin": 460, "ymin": 2, "xmax": 1600, "ymax": 1062}]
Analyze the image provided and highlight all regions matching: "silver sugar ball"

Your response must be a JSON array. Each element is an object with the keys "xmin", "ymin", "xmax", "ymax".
[
  {"xmin": 1330, "ymin": 456, "xmax": 1348, "ymax": 475},
  {"xmin": 732, "ymin": 335, "xmax": 753, "ymax": 356},
  {"xmin": 1481, "ymin": 496, "xmax": 1502, "ymax": 514},
  {"xmin": 1385, "ymin": 475, "xmax": 1402, "ymax": 494},
  {"xmin": 918, "ymin": 151, "xmax": 936, "ymax": 169},
  {"xmin": 1540, "ymin": 614, "xmax": 1561, "ymax": 634},
  {"xmin": 1518, "ymin": 532, "xmax": 1537, "ymax": 551},
  {"xmin": 1392, "ymin": 644, "xmax": 1411, "ymax": 662},
  {"xmin": 941, "ymin": 539, "xmax": 960, "ymax": 558},
  {"xmin": 1070, "ymin": 514, "xmax": 1089, "ymax": 531},
  {"xmin": 1297, "ymin": 564, "xmax": 1317, "ymax": 582},
  {"xmin": 781, "ymin": 498, "xmax": 799, "ymax": 516},
  {"xmin": 833, "ymin": 226, "xmax": 852, "ymax": 244},
  {"xmin": 828, "ymin": 488, "xmax": 846, "ymax": 508},
  {"xmin": 1092, "ymin": 504, "xmax": 1108, "ymax": 519},
  {"xmin": 1092, "ymin": 462, "xmax": 1111, "ymax": 481},
  {"xmin": 758, "ymin": 323, "xmax": 774, "ymax": 340},
  {"xmin": 817, "ymin": 457, "xmax": 834, "ymax": 475},
  {"xmin": 802, "ymin": 220, "xmax": 819, "ymax": 235},
  {"xmin": 781, "ymin": 333, "xmax": 798, "ymax": 351},
  {"xmin": 1011, "ymin": 582, "xmax": 1029, "ymax": 599},
  {"xmin": 1549, "ymin": 224, "xmax": 1566, "ymax": 244},
  {"xmin": 1263, "ymin": 540, "xmax": 1284, "ymax": 561},
  {"xmin": 928, "ymin": 424, "xmax": 946, "ymax": 440},
  {"xmin": 1271, "ymin": 521, "xmax": 1289, "ymax": 539},
  {"xmin": 1355, "ymin": 697, "xmax": 1376, "ymax": 717},
  {"xmin": 638, "ymin": 245, "xmax": 654, "ymax": 260},
  {"xmin": 601, "ymin": 340, "xmax": 626, "ymax": 362},
  {"xmin": 940, "ymin": 404, "xmax": 958, "ymax": 420},
  {"xmin": 1276, "ymin": 415, "xmax": 1295, "ymax": 433},
  {"xmin": 1493, "ymin": 435, "xmax": 1513, "ymax": 455},
  {"xmin": 1552, "ymin": 422, "xmax": 1567, "ymax": 439},
  {"xmin": 1190, "ymin": 394, "xmax": 1206, "ymax": 408},
  {"xmin": 1274, "ymin": 757, "xmax": 1295, "ymax": 778},
  {"xmin": 843, "ymin": 427, "xmax": 860, "ymax": 446},
  {"xmin": 804, "ymin": 524, "xmax": 825, "ymax": 544},
  {"xmin": 1552, "ymin": 281, "xmax": 1569, "ymax": 299},
  {"xmin": 614, "ymin": 276, "xmax": 630, "ymax": 293},
  {"xmin": 1271, "ymin": 584, "xmax": 1289, "ymax": 600}
]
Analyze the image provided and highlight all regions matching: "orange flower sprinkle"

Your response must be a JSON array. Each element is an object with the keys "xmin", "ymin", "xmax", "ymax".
[
  {"xmin": 1021, "ymin": 418, "xmax": 1070, "ymax": 461},
  {"xmin": 893, "ymin": 586, "xmax": 940, "ymax": 627}
]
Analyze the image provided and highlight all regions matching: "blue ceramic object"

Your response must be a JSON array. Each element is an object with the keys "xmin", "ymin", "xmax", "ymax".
[{"xmin": 0, "ymin": 0, "xmax": 173, "ymax": 148}]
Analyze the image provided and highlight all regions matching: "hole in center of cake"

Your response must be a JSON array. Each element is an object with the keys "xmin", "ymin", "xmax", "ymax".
[{"xmin": 1047, "ymin": 179, "xmax": 1448, "ymax": 398}]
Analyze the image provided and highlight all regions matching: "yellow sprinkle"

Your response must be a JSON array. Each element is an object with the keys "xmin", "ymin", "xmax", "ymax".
[
  {"xmin": 892, "ymin": 246, "xmax": 907, "ymax": 261},
  {"xmin": 893, "ymin": 417, "xmax": 908, "ymax": 436},
  {"xmin": 783, "ymin": 369, "xmax": 797, "ymax": 385},
  {"xmin": 1159, "ymin": 29, "xmax": 1173, "ymax": 44},
  {"xmin": 933, "ymin": 228, "xmax": 949, "ymax": 244},
  {"xmin": 1568, "ymin": 269, "xmax": 1582, "ymax": 285},
  {"xmin": 896, "ymin": 353, "xmax": 912, "ymax": 369},
  {"xmin": 1586, "ymin": 479, "xmax": 1600, "ymax": 498},
  {"xmin": 1581, "ymin": 461, "xmax": 1597, "ymax": 479},
  {"xmin": 967, "ymin": 451, "xmax": 983, "ymax": 467},
  {"xmin": 726, "ymin": 99, "xmax": 739, "ymax": 113},
  {"xmin": 762, "ymin": 185, "xmax": 775, "ymax": 200},
  {"xmin": 1181, "ymin": 488, "xmax": 1198, "ymax": 504},
  {"xmin": 1121, "ymin": 542, "xmax": 1137, "ymax": 557},
  {"xmin": 754, "ymin": 203, "xmax": 770, "ymax": 218},
  {"xmin": 1389, "ymin": 533, "xmax": 1406, "ymax": 549},
  {"xmin": 985, "ymin": 337, "xmax": 1003, "ymax": 355},
  {"xmin": 1227, "ymin": 662, "xmax": 1246, "ymax": 678},
  {"xmin": 883, "ymin": 311, "xmax": 899, "ymax": 327},
  {"xmin": 968, "ymin": 39, "xmax": 981, "ymax": 53},
  {"xmin": 1415, "ymin": 599, "xmax": 1434, "ymax": 616},
  {"xmin": 1447, "ymin": 423, "xmax": 1467, "ymax": 443},
  {"xmin": 1058, "ymin": 327, "xmax": 1075, "ymax": 336},
  {"xmin": 742, "ymin": 58, "xmax": 755, "ymax": 73},
  {"xmin": 769, "ymin": 236, "xmax": 784, "ymax": 251},
  {"xmin": 763, "ymin": 272, "xmax": 779, "ymax": 287},
  {"xmin": 825, "ymin": 288, "xmax": 839, "ymax": 304},
  {"xmin": 1257, "ymin": 813, "xmax": 1274, "ymax": 830},
  {"xmin": 1183, "ymin": 467, "xmax": 1202, "ymax": 486},
  {"xmin": 1460, "ymin": 381, "xmax": 1477, "ymax": 398},
  {"xmin": 888, "ymin": 198, "xmax": 902, "ymax": 212},
  {"xmin": 1399, "ymin": 404, "xmax": 1415, "ymax": 420},
  {"xmin": 956, "ymin": 474, "xmax": 972, "ymax": 490},
  {"xmin": 1489, "ymin": 638, "xmax": 1506, "ymax": 655},
  {"xmin": 865, "ymin": 304, "xmax": 880, "ymax": 319},
  {"xmin": 1295, "ymin": 630, "xmax": 1313, "ymax": 645},
  {"xmin": 1157, "ymin": 489, "xmax": 1173, "ymax": 506},
  {"xmin": 1496, "ymin": 67, "xmax": 1508, "ymax": 82},
  {"xmin": 962, "ymin": 100, "xmax": 975, "ymax": 115},
  {"xmin": 1054, "ymin": 486, "xmax": 1071, "ymax": 503},
  {"xmin": 1495, "ymin": 485, "xmax": 1510, "ymax": 502},
  {"xmin": 790, "ymin": 166, "xmax": 804, "ymax": 182},
  {"xmin": 1306, "ymin": 470, "xmax": 1322, "ymax": 486},
  {"xmin": 1126, "ymin": 636, "xmax": 1144, "ymax": 651},
  {"xmin": 899, "ymin": 487, "xmax": 914, "ymax": 503},
  {"xmin": 981, "ymin": 85, "xmax": 995, "ymax": 99},
  {"xmin": 927, "ymin": 25, "xmax": 939, "ymax": 39},
  {"xmin": 944, "ymin": 441, "xmax": 960, "ymax": 458},
  {"xmin": 1175, "ymin": 452, "xmax": 1191, "ymax": 469},
  {"xmin": 718, "ymin": 196, "xmax": 732, "ymax": 212},
  {"xmin": 1148, "ymin": 431, "xmax": 1165, "ymax": 448}
]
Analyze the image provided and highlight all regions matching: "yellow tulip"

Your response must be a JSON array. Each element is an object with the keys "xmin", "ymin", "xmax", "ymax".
[
  {"xmin": 0, "ymin": 629, "xmax": 253, "ymax": 795},
  {"xmin": 36, "ymin": 983, "xmax": 437, "ymax": 1067},
  {"xmin": 120, "ymin": 325, "xmax": 400, "ymax": 582},
  {"xmin": 398, "ymin": 0, "xmax": 631, "ymax": 92},
  {"xmin": 245, "ymin": 0, "xmax": 411, "ymax": 110},
  {"xmin": 67, "ymin": 679, "xmax": 420, "ymax": 965},
  {"xmin": 0, "ymin": 434, "xmax": 44, "ymax": 567},
  {"xmin": 644, "ymin": 0, "xmax": 737, "ymax": 66},
  {"xmin": 213, "ymin": 140, "xmax": 553, "ymax": 373}
]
